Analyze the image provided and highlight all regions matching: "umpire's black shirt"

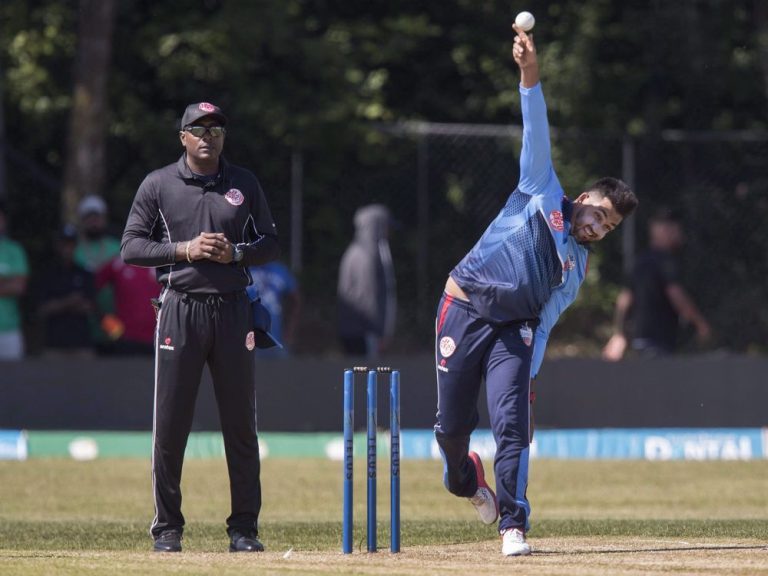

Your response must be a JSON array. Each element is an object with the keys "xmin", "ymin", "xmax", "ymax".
[{"xmin": 121, "ymin": 154, "xmax": 279, "ymax": 294}]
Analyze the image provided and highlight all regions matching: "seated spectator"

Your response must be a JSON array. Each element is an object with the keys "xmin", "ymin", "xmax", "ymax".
[
  {"xmin": 0, "ymin": 203, "xmax": 29, "ymax": 360},
  {"xmin": 37, "ymin": 225, "xmax": 96, "ymax": 357},
  {"xmin": 95, "ymin": 255, "xmax": 160, "ymax": 355}
]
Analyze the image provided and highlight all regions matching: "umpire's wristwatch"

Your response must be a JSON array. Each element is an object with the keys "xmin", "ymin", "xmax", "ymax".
[{"xmin": 232, "ymin": 243, "xmax": 245, "ymax": 264}]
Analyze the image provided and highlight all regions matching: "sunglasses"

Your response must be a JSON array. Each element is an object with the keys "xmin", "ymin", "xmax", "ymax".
[{"xmin": 184, "ymin": 125, "xmax": 226, "ymax": 138}]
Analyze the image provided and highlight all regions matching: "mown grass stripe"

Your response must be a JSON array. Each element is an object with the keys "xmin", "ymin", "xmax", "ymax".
[{"xmin": 1, "ymin": 518, "xmax": 766, "ymax": 552}]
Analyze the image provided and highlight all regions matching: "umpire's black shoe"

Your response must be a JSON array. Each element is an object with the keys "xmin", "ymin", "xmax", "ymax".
[
  {"xmin": 229, "ymin": 530, "xmax": 265, "ymax": 552},
  {"xmin": 153, "ymin": 530, "xmax": 182, "ymax": 553}
]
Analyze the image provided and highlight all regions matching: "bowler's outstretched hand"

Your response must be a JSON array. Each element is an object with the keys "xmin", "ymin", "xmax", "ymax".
[{"xmin": 512, "ymin": 25, "xmax": 539, "ymax": 88}]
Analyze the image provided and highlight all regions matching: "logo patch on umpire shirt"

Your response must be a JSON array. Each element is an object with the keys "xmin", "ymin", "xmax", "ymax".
[
  {"xmin": 520, "ymin": 324, "xmax": 533, "ymax": 347},
  {"xmin": 245, "ymin": 331, "xmax": 255, "ymax": 351},
  {"xmin": 225, "ymin": 188, "xmax": 244, "ymax": 206},
  {"xmin": 549, "ymin": 210, "xmax": 564, "ymax": 232},
  {"xmin": 439, "ymin": 336, "xmax": 456, "ymax": 358}
]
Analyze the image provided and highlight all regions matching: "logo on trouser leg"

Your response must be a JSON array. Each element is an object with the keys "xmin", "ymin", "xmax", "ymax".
[
  {"xmin": 245, "ymin": 331, "xmax": 255, "ymax": 351},
  {"xmin": 439, "ymin": 336, "xmax": 456, "ymax": 357},
  {"xmin": 159, "ymin": 337, "xmax": 175, "ymax": 351}
]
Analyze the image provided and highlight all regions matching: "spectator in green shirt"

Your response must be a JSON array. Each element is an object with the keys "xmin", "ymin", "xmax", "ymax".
[{"xmin": 0, "ymin": 203, "xmax": 29, "ymax": 360}]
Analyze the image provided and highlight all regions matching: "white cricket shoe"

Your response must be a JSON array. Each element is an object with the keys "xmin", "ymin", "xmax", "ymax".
[
  {"xmin": 467, "ymin": 451, "xmax": 498, "ymax": 525},
  {"xmin": 501, "ymin": 528, "xmax": 531, "ymax": 556}
]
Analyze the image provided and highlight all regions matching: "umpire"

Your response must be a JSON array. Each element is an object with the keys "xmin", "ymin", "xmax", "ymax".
[{"xmin": 121, "ymin": 102, "xmax": 279, "ymax": 553}]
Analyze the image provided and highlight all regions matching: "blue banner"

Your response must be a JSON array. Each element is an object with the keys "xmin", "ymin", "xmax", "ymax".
[
  {"xmin": 401, "ymin": 428, "xmax": 768, "ymax": 461},
  {"xmin": 0, "ymin": 429, "xmax": 27, "ymax": 460}
]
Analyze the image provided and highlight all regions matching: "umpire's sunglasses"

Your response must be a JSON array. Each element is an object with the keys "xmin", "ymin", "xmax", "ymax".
[{"xmin": 183, "ymin": 125, "xmax": 226, "ymax": 138}]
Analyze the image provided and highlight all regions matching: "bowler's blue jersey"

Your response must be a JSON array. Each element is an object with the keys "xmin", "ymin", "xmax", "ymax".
[{"xmin": 450, "ymin": 83, "xmax": 590, "ymax": 377}]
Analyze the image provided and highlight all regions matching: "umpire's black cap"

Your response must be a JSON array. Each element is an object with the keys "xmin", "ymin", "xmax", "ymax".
[{"xmin": 181, "ymin": 102, "xmax": 227, "ymax": 128}]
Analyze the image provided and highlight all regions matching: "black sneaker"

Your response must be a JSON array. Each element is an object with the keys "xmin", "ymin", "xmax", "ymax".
[
  {"xmin": 229, "ymin": 530, "xmax": 265, "ymax": 552},
  {"xmin": 153, "ymin": 530, "xmax": 182, "ymax": 553}
]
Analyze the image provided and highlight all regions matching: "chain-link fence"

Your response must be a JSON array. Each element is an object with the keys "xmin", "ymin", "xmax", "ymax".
[
  {"xmin": 6, "ymin": 119, "xmax": 765, "ymax": 356},
  {"xmin": 292, "ymin": 123, "xmax": 768, "ymax": 356},
  {"xmin": 633, "ymin": 132, "xmax": 768, "ymax": 353}
]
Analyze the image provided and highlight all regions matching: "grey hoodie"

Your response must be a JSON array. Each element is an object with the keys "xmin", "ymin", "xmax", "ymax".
[{"xmin": 337, "ymin": 204, "xmax": 396, "ymax": 339}]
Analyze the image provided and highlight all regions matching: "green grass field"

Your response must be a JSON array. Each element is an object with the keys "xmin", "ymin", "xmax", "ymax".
[{"xmin": 1, "ymin": 458, "xmax": 767, "ymax": 575}]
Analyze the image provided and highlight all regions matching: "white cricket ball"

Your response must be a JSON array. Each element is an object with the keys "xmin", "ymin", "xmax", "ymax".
[{"xmin": 515, "ymin": 11, "xmax": 535, "ymax": 32}]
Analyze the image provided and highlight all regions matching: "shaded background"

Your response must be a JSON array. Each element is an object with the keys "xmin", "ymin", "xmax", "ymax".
[{"xmin": 2, "ymin": 0, "xmax": 767, "ymax": 357}]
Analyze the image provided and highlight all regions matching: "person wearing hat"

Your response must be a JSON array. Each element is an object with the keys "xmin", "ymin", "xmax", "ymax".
[
  {"xmin": 74, "ymin": 195, "xmax": 121, "ymax": 272},
  {"xmin": 122, "ymin": 101, "xmax": 279, "ymax": 553},
  {"xmin": 73, "ymin": 195, "xmax": 122, "ymax": 352}
]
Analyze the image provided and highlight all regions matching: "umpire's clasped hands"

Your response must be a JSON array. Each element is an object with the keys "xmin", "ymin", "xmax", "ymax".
[{"xmin": 188, "ymin": 232, "xmax": 234, "ymax": 264}]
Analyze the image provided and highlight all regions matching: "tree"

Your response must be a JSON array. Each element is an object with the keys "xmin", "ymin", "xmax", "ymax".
[
  {"xmin": 2, "ymin": 0, "xmax": 767, "ymax": 352},
  {"xmin": 61, "ymin": 0, "xmax": 117, "ymax": 224},
  {"xmin": 0, "ymin": 61, "xmax": 7, "ymax": 200}
]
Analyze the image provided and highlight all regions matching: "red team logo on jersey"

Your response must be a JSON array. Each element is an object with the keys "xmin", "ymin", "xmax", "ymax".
[
  {"xmin": 199, "ymin": 102, "xmax": 217, "ymax": 113},
  {"xmin": 225, "ymin": 188, "xmax": 244, "ymax": 206},
  {"xmin": 549, "ymin": 210, "xmax": 564, "ymax": 231}
]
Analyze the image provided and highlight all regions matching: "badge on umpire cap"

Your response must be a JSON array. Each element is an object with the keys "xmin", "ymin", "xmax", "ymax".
[{"xmin": 181, "ymin": 102, "xmax": 227, "ymax": 128}]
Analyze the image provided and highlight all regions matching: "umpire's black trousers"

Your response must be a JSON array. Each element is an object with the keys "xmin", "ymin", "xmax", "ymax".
[{"xmin": 150, "ymin": 288, "xmax": 261, "ymax": 538}]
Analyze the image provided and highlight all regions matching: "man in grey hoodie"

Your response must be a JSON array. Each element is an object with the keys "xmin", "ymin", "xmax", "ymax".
[{"xmin": 337, "ymin": 204, "xmax": 396, "ymax": 357}]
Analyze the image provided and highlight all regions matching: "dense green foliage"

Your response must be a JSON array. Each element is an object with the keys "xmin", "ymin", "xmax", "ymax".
[{"xmin": 1, "ymin": 1, "xmax": 767, "ymax": 353}]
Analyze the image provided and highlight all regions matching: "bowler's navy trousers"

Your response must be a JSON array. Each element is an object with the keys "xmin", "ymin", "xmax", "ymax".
[{"xmin": 433, "ymin": 293, "xmax": 534, "ymax": 532}]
